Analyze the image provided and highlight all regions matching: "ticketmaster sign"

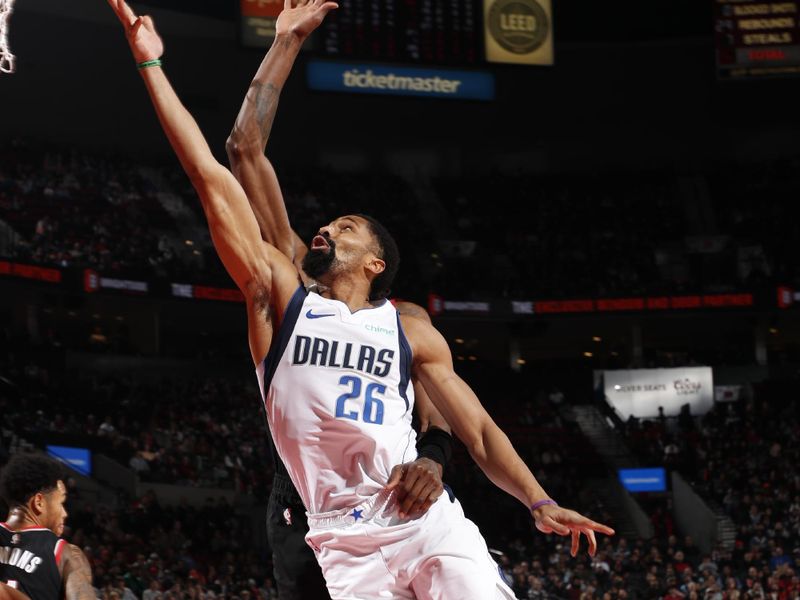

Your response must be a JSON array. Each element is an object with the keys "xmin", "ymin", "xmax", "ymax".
[{"xmin": 306, "ymin": 61, "xmax": 495, "ymax": 101}]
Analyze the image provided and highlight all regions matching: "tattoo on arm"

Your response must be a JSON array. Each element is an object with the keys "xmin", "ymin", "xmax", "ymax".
[
  {"xmin": 253, "ymin": 82, "xmax": 280, "ymax": 143},
  {"xmin": 63, "ymin": 545, "xmax": 95, "ymax": 600}
]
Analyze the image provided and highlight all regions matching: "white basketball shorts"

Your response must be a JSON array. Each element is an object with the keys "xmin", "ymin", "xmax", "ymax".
[{"xmin": 305, "ymin": 488, "xmax": 518, "ymax": 600}]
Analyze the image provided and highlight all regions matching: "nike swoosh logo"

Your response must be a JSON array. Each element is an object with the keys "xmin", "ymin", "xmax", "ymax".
[{"xmin": 306, "ymin": 309, "xmax": 336, "ymax": 319}]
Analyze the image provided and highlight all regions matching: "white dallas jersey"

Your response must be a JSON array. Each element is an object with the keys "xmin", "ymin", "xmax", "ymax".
[{"xmin": 256, "ymin": 287, "xmax": 418, "ymax": 515}]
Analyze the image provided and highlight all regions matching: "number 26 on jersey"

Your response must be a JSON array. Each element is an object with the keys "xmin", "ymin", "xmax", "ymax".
[{"xmin": 335, "ymin": 375, "xmax": 385, "ymax": 425}]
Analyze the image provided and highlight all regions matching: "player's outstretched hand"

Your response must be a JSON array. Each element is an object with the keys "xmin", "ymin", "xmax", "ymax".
[
  {"xmin": 385, "ymin": 458, "xmax": 444, "ymax": 519},
  {"xmin": 275, "ymin": 0, "xmax": 339, "ymax": 41},
  {"xmin": 106, "ymin": 0, "xmax": 164, "ymax": 64},
  {"xmin": 532, "ymin": 505, "xmax": 615, "ymax": 557}
]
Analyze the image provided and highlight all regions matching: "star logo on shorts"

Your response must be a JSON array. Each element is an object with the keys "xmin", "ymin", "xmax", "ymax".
[{"xmin": 351, "ymin": 509, "xmax": 363, "ymax": 521}]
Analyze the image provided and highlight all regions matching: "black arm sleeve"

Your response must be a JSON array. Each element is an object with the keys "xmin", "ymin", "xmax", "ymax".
[{"xmin": 416, "ymin": 426, "xmax": 453, "ymax": 471}]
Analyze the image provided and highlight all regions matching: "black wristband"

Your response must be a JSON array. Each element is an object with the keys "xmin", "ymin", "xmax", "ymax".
[{"xmin": 416, "ymin": 426, "xmax": 453, "ymax": 470}]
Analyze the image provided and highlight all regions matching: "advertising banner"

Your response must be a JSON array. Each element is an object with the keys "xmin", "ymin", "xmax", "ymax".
[
  {"xmin": 84, "ymin": 269, "xmax": 148, "ymax": 294},
  {"xmin": 171, "ymin": 283, "xmax": 244, "ymax": 303},
  {"xmin": 484, "ymin": 0, "xmax": 554, "ymax": 65},
  {"xmin": 619, "ymin": 468, "xmax": 667, "ymax": 493},
  {"xmin": 47, "ymin": 445, "xmax": 92, "ymax": 477},
  {"xmin": 604, "ymin": 367, "xmax": 714, "ymax": 419},
  {"xmin": 0, "ymin": 260, "xmax": 61, "ymax": 283},
  {"xmin": 428, "ymin": 294, "xmax": 493, "ymax": 316},
  {"xmin": 307, "ymin": 61, "xmax": 495, "ymax": 101}
]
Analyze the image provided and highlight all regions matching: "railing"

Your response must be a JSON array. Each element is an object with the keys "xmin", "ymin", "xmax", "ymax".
[{"xmin": 671, "ymin": 472, "xmax": 724, "ymax": 554}]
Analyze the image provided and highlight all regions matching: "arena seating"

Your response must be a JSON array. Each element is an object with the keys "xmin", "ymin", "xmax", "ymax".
[
  {"xmin": 616, "ymin": 382, "xmax": 800, "ymax": 600},
  {"xmin": 5, "ymin": 142, "xmax": 800, "ymax": 301},
  {"xmin": 11, "ymin": 335, "xmax": 798, "ymax": 598},
  {"xmin": 0, "ymin": 141, "xmax": 181, "ymax": 278},
  {"xmin": 3, "ymin": 142, "xmax": 800, "ymax": 598}
]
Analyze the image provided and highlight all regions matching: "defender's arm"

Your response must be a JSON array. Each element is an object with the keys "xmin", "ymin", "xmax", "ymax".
[
  {"xmin": 225, "ymin": 36, "xmax": 297, "ymax": 260},
  {"xmin": 61, "ymin": 545, "xmax": 95, "ymax": 600},
  {"xmin": 395, "ymin": 301, "xmax": 451, "ymax": 436},
  {"xmin": 226, "ymin": 1, "xmax": 336, "ymax": 263}
]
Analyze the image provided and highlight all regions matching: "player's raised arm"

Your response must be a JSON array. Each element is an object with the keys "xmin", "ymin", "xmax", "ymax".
[
  {"xmin": 105, "ymin": 0, "xmax": 299, "ymax": 363},
  {"xmin": 402, "ymin": 314, "xmax": 616, "ymax": 557},
  {"xmin": 105, "ymin": 0, "xmax": 264, "ymax": 291},
  {"xmin": 226, "ymin": 0, "xmax": 337, "ymax": 263}
]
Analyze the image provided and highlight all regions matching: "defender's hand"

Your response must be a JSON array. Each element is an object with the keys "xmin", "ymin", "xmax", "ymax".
[
  {"xmin": 532, "ymin": 505, "xmax": 615, "ymax": 557},
  {"xmin": 275, "ymin": 0, "xmax": 339, "ymax": 41},
  {"xmin": 386, "ymin": 458, "xmax": 444, "ymax": 518},
  {"xmin": 107, "ymin": 0, "xmax": 164, "ymax": 63}
]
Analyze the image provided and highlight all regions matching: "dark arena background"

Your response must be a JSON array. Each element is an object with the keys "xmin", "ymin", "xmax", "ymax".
[{"xmin": 2, "ymin": 0, "xmax": 800, "ymax": 598}]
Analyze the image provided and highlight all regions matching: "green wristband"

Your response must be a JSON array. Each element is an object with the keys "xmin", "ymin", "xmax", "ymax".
[{"xmin": 137, "ymin": 59, "xmax": 162, "ymax": 70}]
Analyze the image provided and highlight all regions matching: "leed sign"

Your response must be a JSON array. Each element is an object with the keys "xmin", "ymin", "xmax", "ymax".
[{"xmin": 484, "ymin": 0, "xmax": 554, "ymax": 65}]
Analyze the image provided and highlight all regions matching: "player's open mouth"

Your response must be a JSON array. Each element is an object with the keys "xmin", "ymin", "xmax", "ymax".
[{"xmin": 311, "ymin": 235, "xmax": 331, "ymax": 251}]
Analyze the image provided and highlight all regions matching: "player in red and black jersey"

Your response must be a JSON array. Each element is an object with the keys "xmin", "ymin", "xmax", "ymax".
[{"xmin": 0, "ymin": 454, "xmax": 94, "ymax": 600}]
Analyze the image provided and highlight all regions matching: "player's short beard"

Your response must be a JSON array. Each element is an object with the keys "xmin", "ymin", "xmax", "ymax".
[{"xmin": 302, "ymin": 239, "xmax": 338, "ymax": 281}]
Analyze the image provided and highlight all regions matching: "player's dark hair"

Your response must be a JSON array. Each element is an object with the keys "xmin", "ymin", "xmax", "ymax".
[
  {"xmin": 355, "ymin": 214, "xmax": 399, "ymax": 301},
  {"xmin": 0, "ymin": 453, "xmax": 66, "ymax": 507}
]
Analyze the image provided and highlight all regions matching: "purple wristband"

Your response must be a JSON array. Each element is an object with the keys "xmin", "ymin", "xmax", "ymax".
[{"xmin": 530, "ymin": 499, "xmax": 558, "ymax": 512}]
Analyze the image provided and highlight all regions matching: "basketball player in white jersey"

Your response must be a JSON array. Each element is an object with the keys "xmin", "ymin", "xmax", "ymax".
[
  {"xmin": 105, "ymin": 1, "xmax": 615, "ymax": 597},
  {"xmin": 226, "ymin": 37, "xmax": 452, "ymax": 600},
  {"xmin": 224, "ymin": 35, "xmax": 455, "ymax": 521},
  {"xmin": 226, "ymin": 7, "xmax": 454, "ymax": 595},
  {"xmin": 224, "ymin": 0, "xmax": 455, "ymax": 559}
]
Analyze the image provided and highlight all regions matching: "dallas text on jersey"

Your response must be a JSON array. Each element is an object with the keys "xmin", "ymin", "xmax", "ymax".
[{"xmin": 292, "ymin": 335, "xmax": 395, "ymax": 378}]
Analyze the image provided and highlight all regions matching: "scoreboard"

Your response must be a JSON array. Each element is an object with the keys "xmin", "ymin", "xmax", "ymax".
[
  {"xmin": 316, "ymin": 0, "xmax": 483, "ymax": 66},
  {"xmin": 240, "ymin": 0, "xmax": 551, "ymax": 101},
  {"xmin": 714, "ymin": 0, "xmax": 800, "ymax": 79}
]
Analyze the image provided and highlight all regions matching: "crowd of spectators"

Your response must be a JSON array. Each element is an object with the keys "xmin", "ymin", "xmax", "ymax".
[
  {"xmin": 65, "ymin": 491, "xmax": 278, "ymax": 600},
  {"xmin": 0, "ymin": 331, "xmax": 642, "ymax": 599},
  {"xmin": 0, "ymin": 331, "xmax": 273, "ymax": 496},
  {"xmin": 0, "ymin": 140, "xmax": 435, "ymax": 297},
  {"xmin": 620, "ymin": 381, "xmax": 800, "ymax": 599},
  {"xmin": 12, "ymin": 338, "xmax": 800, "ymax": 598},
  {"xmin": 60, "ymin": 501, "xmax": 800, "ymax": 600},
  {"xmin": 434, "ymin": 163, "xmax": 800, "ymax": 299},
  {"xmin": 433, "ymin": 172, "xmax": 676, "ymax": 299},
  {"xmin": 5, "ymin": 140, "xmax": 800, "ymax": 301},
  {"xmin": 708, "ymin": 160, "xmax": 800, "ymax": 288},
  {"xmin": 4, "ymin": 321, "xmax": 800, "ymax": 595},
  {"xmin": 0, "ymin": 140, "xmax": 181, "ymax": 278}
]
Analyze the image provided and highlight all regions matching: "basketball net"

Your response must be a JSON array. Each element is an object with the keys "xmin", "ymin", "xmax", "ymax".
[{"xmin": 0, "ymin": 0, "xmax": 16, "ymax": 74}]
